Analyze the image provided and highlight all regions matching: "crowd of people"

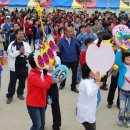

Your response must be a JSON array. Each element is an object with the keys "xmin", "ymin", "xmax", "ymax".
[{"xmin": 0, "ymin": 7, "xmax": 130, "ymax": 130}]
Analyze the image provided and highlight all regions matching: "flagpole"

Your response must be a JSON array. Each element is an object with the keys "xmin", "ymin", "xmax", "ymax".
[{"xmin": 36, "ymin": 2, "xmax": 46, "ymax": 38}]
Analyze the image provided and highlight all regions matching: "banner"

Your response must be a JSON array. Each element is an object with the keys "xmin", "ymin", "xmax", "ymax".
[
  {"xmin": 72, "ymin": 0, "xmax": 96, "ymax": 8},
  {"xmin": 50, "ymin": 0, "xmax": 73, "ymax": 7},
  {"xmin": 0, "ymin": 0, "xmax": 129, "ymax": 9},
  {"xmin": 96, "ymin": 0, "xmax": 120, "ymax": 9}
]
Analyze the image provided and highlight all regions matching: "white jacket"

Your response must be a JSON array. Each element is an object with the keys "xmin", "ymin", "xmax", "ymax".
[
  {"xmin": 7, "ymin": 41, "xmax": 32, "ymax": 72},
  {"xmin": 76, "ymin": 78, "xmax": 99, "ymax": 124}
]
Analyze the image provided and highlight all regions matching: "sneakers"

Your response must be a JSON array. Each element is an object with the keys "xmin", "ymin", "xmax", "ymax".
[
  {"xmin": 71, "ymin": 88, "xmax": 79, "ymax": 93},
  {"xmin": 6, "ymin": 98, "xmax": 13, "ymax": 104},
  {"xmin": 6, "ymin": 95, "xmax": 24, "ymax": 104},
  {"xmin": 118, "ymin": 119, "xmax": 130, "ymax": 127},
  {"xmin": 53, "ymin": 128, "xmax": 60, "ymax": 130},
  {"xmin": 52, "ymin": 126, "xmax": 60, "ymax": 130},
  {"xmin": 59, "ymin": 85, "xmax": 64, "ymax": 90},
  {"xmin": 125, "ymin": 122, "xmax": 130, "ymax": 128},
  {"xmin": 100, "ymin": 86, "xmax": 108, "ymax": 91},
  {"xmin": 117, "ymin": 120, "xmax": 123, "ymax": 127},
  {"xmin": 107, "ymin": 104, "xmax": 112, "ymax": 109},
  {"xmin": 17, "ymin": 95, "xmax": 24, "ymax": 100}
]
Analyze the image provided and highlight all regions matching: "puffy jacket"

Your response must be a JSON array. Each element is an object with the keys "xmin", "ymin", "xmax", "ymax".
[{"xmin": 26, "ymin": 68, "xmax": 52, "ymax": 107}]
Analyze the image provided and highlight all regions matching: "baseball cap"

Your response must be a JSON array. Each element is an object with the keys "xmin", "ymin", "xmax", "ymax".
[{"xmin": 6, "ymin": 16, "xmax": 10, "ymax": 19}]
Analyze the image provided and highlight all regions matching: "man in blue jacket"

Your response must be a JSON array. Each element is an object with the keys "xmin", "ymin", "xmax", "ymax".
[{"xmin": 58, "ymin": 27, "xmax": 80, "ymax": 93}]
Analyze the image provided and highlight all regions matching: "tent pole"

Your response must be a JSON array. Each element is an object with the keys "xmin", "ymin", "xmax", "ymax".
[{"xmin": 107, "ymin": 0, "xmax": 110, "ymax": 10}]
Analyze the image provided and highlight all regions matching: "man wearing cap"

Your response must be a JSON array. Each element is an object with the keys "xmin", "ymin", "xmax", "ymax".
[
  {"xmin": 2, "ymin": 16, "xmax": 13, "ymax": 33},
  {"xmin": 1, "ymin": 16, "xmax": 13, "ymax": 51}
]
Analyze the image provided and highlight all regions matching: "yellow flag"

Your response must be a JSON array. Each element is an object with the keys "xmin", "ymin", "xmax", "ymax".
[
  {"xmin": 36, "ymin": 2, "xmax": 42, "ymax": 17},
  {"xmin": 36, "ymin": 2, "xmax": 44, "ymax": 32}
]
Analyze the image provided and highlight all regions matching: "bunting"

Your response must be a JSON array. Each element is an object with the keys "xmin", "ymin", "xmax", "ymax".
[{"xmin": 0, "ymin": 0, "xmax": 129, "ymax": 10}]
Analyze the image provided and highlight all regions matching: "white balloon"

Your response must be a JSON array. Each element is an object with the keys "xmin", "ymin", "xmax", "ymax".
[{"xmin": 86, "ymin": 44, "xmax": 115, "ymax": 76}]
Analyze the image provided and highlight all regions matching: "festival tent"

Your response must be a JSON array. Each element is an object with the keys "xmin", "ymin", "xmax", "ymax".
[
  {"xmin": 120, "ymin": 0, "xmax": 130, "ymax": 10},
  {"xmin": 0, "ymin": 0, "xmax": 129, "ymax": 10}
]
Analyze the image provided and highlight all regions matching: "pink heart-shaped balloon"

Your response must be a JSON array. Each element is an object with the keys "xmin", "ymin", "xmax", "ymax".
[{"xmin": 86, "ymin": 44, "xmax": 115, "ymax": 75}]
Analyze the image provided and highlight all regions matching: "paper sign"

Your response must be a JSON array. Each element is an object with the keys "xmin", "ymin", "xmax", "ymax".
[
  {"xmin": 86, "ymin": 44, "xmax": 115, "ymax": 75},
  {"xmin": 36, "ymin": 55, "xmax": 44, "ymax": 69},
  {"xmin": 34, "ymin": 36, "xmax": 57, "ymax": 69},
  {"xmin": 52, "ymin": 65, "xmax": 69, "ymax": 83},
  {"xmin": 49, "ymin": 41, "xmax": 58, "ymax": 51},
  {"xmin": 47, "ymin": 48, "xmax": 54, "ymax": 59}
]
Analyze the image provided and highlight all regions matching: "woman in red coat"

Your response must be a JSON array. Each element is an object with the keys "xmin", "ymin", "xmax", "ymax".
[{"xmin": 26, "ymin": 53, "xmax": 53, "ymax": 130}]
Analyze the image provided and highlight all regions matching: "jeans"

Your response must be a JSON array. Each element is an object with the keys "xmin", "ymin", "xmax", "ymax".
[
  {"xmin": 82, "ymin": 122, "xmax": 96, "ymax": 130},
  {"xmin": 118, "ymin": 90, "xmax": 130, "ymax": 122},
  {"xmin": 77, "ymin": 64, "xmax": 82, "ymax": 83},
  {"xmin": 27, "ymin": 106, "xmax": 45, "ymax": 130}
]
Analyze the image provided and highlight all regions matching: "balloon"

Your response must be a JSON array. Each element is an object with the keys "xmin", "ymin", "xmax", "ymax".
[
  {"xmin": 34, "ymin": 36, "xmax": 57, "ymax": 69},
  {"xmin": 49, "ymin": 41, "xmax": 58, "ymax": 51},
  {"xmin": 36, "ymin": 55, "xmax": 44, "ymax": 69},
  {"xmin": 113, "ymin": 24, "xmax": 130, "ymax": 50},
  {"xmin": 86, "ymin": 44, "xmax": 115, "ymax": 76},
  {"xmin": 43, "ymin": 52, "xmax": 49, "ymax": 65},
  {"xmin": 112, "ymin": 24, "xmax": 130, "ymax": 36},
  {"xmin": 52, "ymin": 65, "xmax": 69, "ymax": 83},
  {"xmin": 47, "ymin": 48, "xmax": 54, "ymax": 59}
]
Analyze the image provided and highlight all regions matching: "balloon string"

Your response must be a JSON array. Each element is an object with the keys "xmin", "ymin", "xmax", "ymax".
[{"xmin": 106, "ymin": 69, "xmax": 114, "ymax": 78}]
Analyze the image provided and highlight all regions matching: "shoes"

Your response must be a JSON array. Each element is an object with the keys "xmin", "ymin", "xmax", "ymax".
[
  {"xmin": 100, "ymin": 86, "xmax": 108, "ymax": 91},
  {"xmin": 71, "ymin": 88, "xmax": 79, "ymax": 93},
  {"xmin": 76, "ymin": 82, "xmax": 80, "ymax": 85},
  {"xmin": 117, "ymin": 120, "xmax": 123, "ymax": 127},
  {"xmin": 6, "ymin": 98, "xmax": 13, "ymax": 104},
  {"xmin": 117, "ymin": 104, "xmax": 120, "ymax": 109},
  {"xmin": 53, "ymin": 128, "xmax": 60, "ymax": 130},
  {"xmin": 59, "ymin": 85, "xmax": 64, "ymax": 90},
  {"xmin": 107, "ymin": 104, "xmax": 112, "ymax": 109},
  {"xmin": 52, "ymin": 126, "xmax": 60, "ymax": 130},
  {"xmin": 17, "ymin": 95, "xmax": 24, "ymax": 100},
  {"xmin": 125, "ymin": 122, "xmax": 130, "ymax": 128}
]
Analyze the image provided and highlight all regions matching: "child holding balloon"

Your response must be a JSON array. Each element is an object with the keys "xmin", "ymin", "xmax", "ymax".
[
  {"xmin": 76, "ymin": 63, "xmax": 102, "ymax": 130},
  {"xmin": 115, "ymin": 49, "xmax": 130, "ymax": 127}
]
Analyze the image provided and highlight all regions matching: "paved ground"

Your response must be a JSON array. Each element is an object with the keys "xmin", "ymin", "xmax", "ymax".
[{"xmin": 0, "ymin": 64, "xmax": 127, "ymax": 130}]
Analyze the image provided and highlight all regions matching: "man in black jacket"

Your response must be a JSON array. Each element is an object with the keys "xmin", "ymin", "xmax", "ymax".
[
  {"xmin": 6, "ymin": 29, "xmax": 31, "ymax": 104},
  {"xmin": 6, "ymin": 23, "xmax": 20, "ymax": 49}
]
